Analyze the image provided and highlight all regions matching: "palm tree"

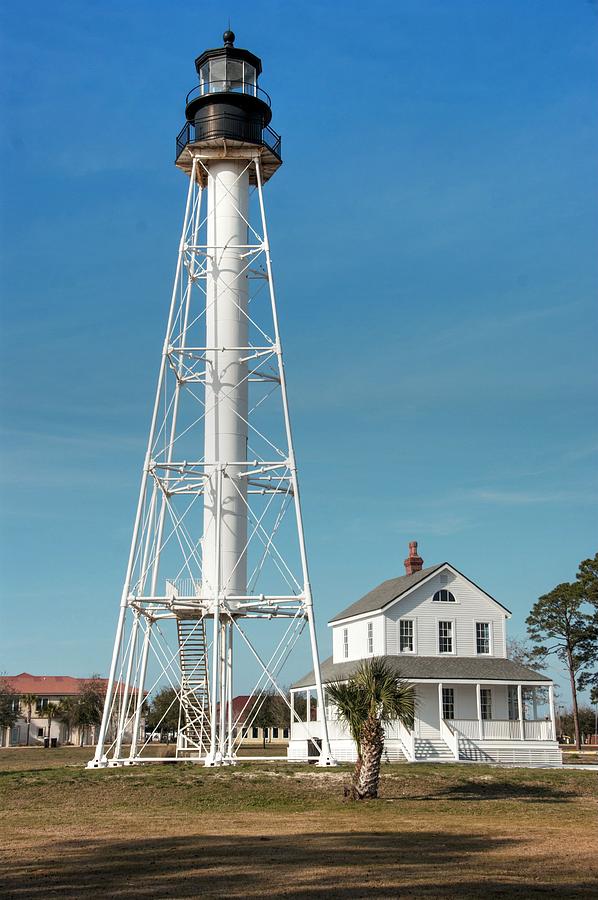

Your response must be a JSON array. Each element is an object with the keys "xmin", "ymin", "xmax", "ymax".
[
  {"xmin": 43, "ymin": 702, "xmax": 57, "ymax": 746},
  {"xmin": 21, "ymin": 694, "xmax": 37, "ymax": 746},
  {"xmin": 326, "ymin": 657, "xmax": 415, "ymax": 800},
  {"xmin": 55, "ymin": 697, "xmax": 79, "ymax": 744}
]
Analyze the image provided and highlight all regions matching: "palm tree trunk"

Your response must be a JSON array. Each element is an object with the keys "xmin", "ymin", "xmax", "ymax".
[
  {"xmin": 356, "ymin": 716, "xmax": 384, "ymax": 800},
  {"xmin": 347, "ymin": 754, "xmax": 363, "ymax": 800}
]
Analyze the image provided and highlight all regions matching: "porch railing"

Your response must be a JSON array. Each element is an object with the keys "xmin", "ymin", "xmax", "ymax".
[
  {"xmin": 291, "ymin": 715, "xmax": 554, "ymax": 747},
  {"xmin": 524, "ymin": 720, "xmax": 554, "ymax": 741},
  {"xmin": 447, "ymin": 719, "xmax": 554, "ymax": 741},
  {"xmin": 448, "ymin": 719, "xmax": 479, "ymax": 739}
]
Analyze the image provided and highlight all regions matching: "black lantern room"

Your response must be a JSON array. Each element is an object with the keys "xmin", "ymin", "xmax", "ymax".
[{"xmin": 175, "ymin": 31, "xmax": 282, "ymax": 178}]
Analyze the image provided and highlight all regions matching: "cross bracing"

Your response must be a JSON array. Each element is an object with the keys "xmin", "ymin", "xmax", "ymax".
[{"xmin": 89, "ymin": 150, "xmax": 334, "ymax": 768}]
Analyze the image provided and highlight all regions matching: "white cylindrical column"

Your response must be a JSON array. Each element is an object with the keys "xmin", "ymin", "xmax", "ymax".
[
  {"xmin": 202, "ymin": 160, "xmax": 249, "ymax": 600},
  {"xmin": 548, "ymin": 683, "xmax": 556, "ymax": 741}
]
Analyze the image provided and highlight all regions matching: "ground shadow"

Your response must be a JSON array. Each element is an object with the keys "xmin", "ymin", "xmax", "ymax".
[
  {"xmin": 383, "ymin": 779, "xmax": 574, "ymax": 804},
  {"xmin": 442, "ymin": 779, "xmax": 573, "ymax": 802},
  {"xmin": 1, "ymin": 830, "xmax": 595, "ymax": 899}
]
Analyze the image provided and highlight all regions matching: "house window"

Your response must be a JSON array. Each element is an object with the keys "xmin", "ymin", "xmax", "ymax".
[
  {"xmin": 476, "ymin": 622, "xmax": 490, "ymax": 655},
  {"xmin": 433, "ymin": 589, "xmax": 455, "ymax": 603},
  {"xmin": 37, "ymin": 698, "xmax": 49, "ymax": 713},
  {"xmin": 438, "ymin": 620, "xmax": 453, "ymax": 653},
  {"xmin": 367, "ymin": 622, "xmax": 374, "ymax": 655},
  {"xmin": 252, "ymin": 726, "xmax": 259, "ymax": 739},
  {"xmin": 480, "ymin": 689, "xmax": 492, "ymax": 720},
  {"xmin": 399, "ymin": 619, "xmax": 414, "ymax": 652},
  {"xmin": 343, "ymin": 628, "xmax": 349, "ymax": 659},
  {"xmin": 241, "ymin": 727, "xmax": 248, "ymax": 739},
  {"xmin": 508, "ymin": 686, "xmax": 519, "ymax": 721},
  {"xmin": 283, "ymin": 728, "xmax": 289, "ymax": 739},
  {"xmin": 442, "ymin": 687, "xmax": 454, "ymax": 720},
  {"xmin": 272, "ymin": 727, "xmax": 279, "ymax": 739},
  {"xmin": 37, "ymin": 727, "xmax": 43, "ymax": 737}
]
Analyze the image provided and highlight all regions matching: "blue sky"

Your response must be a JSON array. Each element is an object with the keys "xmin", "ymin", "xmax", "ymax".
[{"xmin": 1, "ymin": 1, "xmax": 597, "ymax": 704}]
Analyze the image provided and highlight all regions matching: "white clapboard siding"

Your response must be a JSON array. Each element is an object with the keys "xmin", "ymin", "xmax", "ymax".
[
  {"xmin": 332, "ymin": 613, "xmax": 384, "ymax": 663},
  {"xmin": 415, "ymin": 684, "xmax": 440, "ymax": 737},
  {"xmin": 384, "ymin": 569, "xmax": 507, "ymax": 658}
]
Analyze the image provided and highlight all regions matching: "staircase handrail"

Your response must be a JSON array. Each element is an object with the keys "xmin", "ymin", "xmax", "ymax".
[
  {"xmin": 440, "ymin": 716, "xmax": 460, "ymax": 760},
  {"xmin": 397, "ymin": 720, "xmax": 415, "ymax": 762}
]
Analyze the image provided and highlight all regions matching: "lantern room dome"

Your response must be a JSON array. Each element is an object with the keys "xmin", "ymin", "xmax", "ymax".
[
  {"xmin": 176, "ymin": 32, "xmax": 282, "ymax": 183},
  {"xmin": 185, "ymin": 31, "xmax": 270, "ymax": 126}
]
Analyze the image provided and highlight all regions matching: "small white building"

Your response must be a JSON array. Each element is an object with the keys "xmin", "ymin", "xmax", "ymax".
[{"xmin": 289, "ymin": 543, "xmax": 561, "ymax": 766}]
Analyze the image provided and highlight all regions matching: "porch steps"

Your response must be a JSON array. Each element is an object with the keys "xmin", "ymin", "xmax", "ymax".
[
  {"xmin": 176, "ymin": 617, "xmax": 211, "ymax": 756},
  {"xmin": 382, "ymin": 743, "xmax": 407, "ymax": 763},
  {"xmin": 414, "ymin": 737, "xmax": 455, "ymax": 762}
]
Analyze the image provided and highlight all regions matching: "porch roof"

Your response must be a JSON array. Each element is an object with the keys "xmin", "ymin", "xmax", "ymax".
[{"xmin": 291, "ymin": 655, "xmax": 551, "ymax": 689}]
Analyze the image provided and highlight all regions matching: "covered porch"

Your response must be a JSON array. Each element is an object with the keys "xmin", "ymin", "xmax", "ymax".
[
  {"xmin": 420, "ymin": 679, "xmax": 556, "ymax": 741},
  {"xmin": 407, "ymin": 679, "xmax": 557, "ymax": 762},
  {"xmin": 288, "ymin": 678, "xmax": 559, "ymax": 765}
]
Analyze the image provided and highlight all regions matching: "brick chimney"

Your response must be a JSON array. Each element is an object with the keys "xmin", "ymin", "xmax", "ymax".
[{"xmin": 404, "ymin": 540, "xmax": 423, "ymax": 576}]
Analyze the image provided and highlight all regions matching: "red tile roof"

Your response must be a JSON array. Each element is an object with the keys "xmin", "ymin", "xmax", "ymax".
[
  {"xmin": 215, "ymin": 695, "xmax": 256, "ymax": 724},
  {"xmin": 6, "ymin": 673, "xmax": 111, "ymax": 696}
]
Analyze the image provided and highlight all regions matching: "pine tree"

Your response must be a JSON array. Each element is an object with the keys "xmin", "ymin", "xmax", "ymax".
[{"xmin": 527, "ymin": 580, "xmax": 597, "ymax": 751}]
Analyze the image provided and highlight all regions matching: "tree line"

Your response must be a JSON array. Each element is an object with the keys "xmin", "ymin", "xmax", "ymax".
[{"xmin": 146, "ymin": 687, "xmax": 296, "ymax": 748}]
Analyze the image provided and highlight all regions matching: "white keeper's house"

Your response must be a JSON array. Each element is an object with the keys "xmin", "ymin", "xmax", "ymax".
[{"xmin": 289, "ymin": 542, "xmax": 561, "ymax": 766}]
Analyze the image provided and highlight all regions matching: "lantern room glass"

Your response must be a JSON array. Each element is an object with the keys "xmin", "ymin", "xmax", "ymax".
[{"xmin": 199, "ymin": 58, "xmax": 257, "ymax": 96}]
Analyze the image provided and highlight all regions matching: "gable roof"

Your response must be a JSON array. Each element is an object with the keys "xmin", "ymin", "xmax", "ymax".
[
  {"xmin": 329, "ymin": 564, "xmax": 444, "ymax": 624},
  {"xmin": 292, "ymin": 655, "xmax": 551, "ymax": 689},
  {"xmin": 329, "ymin": 562, "xmax": 510, "ymax": 624}
]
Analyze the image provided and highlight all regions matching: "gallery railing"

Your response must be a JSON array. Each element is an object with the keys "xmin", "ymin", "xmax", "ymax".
[{"xmin": 176, "ymin": 117, "xmax": 282, "ymax": 162}]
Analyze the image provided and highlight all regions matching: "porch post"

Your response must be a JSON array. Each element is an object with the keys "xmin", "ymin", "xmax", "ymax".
[
  {"xmin": 438, "ymin": 681, "xmax": 443, "ymax": 722},
  {"xmin": 476, "ymin": 683, "xmax": 483, "ymax": 740},
  {"xmin": 532, "ymin": 688, "xmax": 538, "ymax": 722},
  {"xmin": 517, "ymin": 684, "xmax": 524, "ymax": 741},
  {"xmin": 548, "ymin": 683, "xmax": 556, "ymax": 741}
]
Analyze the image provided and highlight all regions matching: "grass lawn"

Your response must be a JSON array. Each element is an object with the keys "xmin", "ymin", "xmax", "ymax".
[
  {"xmin": 561, "ymin": 749, "xmax": 598, "ymax": 765},
  {"xmin": 0, "ymin": 748, "xmax": 596, "ymax": 898}
]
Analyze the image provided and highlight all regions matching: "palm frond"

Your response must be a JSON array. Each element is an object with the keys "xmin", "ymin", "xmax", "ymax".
[
  {"xmin": 326, "ymin": 658, "xmax": 416, "ymax": 747},
  {"xmin": 325, "ymin": 680, "xmax": 367, "ymax": 752},
  {"xmin": 354, "ymin": 657, "xmax": 416, "ymax": 729}
]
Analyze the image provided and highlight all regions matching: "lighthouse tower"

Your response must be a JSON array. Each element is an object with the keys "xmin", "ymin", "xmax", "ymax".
[{"xmin": 89, "ymin": 33, "xmax": 334, "ymax": 767}]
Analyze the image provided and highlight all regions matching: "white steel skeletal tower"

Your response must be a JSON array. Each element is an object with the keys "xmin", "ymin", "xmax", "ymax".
[{"xmin": 89, "ymin": 31, "xmax": 334, "ymax": 767}]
